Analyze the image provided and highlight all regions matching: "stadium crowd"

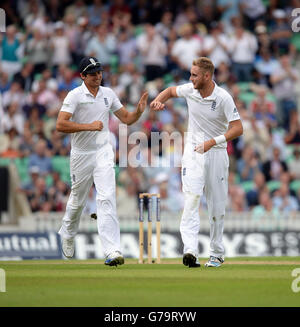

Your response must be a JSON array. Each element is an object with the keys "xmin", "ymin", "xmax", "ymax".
[{"xmin": 1, "ymin": 0, "xmax": 300, "ymax": 219}]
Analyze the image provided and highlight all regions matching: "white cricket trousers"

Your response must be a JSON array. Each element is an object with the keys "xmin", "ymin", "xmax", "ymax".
[
  {"xmin": 180, "ymin": 146, "xmax": 229, "ymax": 259},
  {"xmin": 58, "ymin": 143, "xmax": 121, "ymax": 257}
]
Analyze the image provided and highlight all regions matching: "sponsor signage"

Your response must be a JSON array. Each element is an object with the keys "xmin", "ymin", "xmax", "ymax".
[
  {"xmin": 0, "ymin": 232, "xmax": 62, "ymax": 260},
  {"xmin": 0, "ymin": 231, "xmax": 299, "ymax": 260}
]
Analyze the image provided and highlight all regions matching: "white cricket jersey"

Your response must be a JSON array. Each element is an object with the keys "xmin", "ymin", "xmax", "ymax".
[
  {"xmin": 60, "ymin": 82, "xmax": 123, "ymax": 152},
  {"xmin": 176, "ymin": 82, "xmax": 240, "ymax": 149}
]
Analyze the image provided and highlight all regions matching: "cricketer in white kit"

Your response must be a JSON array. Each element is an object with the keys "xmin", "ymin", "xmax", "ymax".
[
  {"xmin": 150, "ymin": 57, "xmax": 243, "ymax": 268},
  {"xmin": 56, "ymin": 57, "xmax": 148, "ymax": 266}
]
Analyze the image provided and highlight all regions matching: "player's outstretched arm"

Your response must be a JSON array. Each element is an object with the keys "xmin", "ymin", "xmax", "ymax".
[
  {"xmin": 150, "ymin": 86, "xmax": 178, "ymax": 111},
  {"xmin": 113, "ymin": 92, "xmax": 148, "ymax": 125},
  {"xmin": 56, "ymin": 111, "xmax": 103, "ymax": 133}
]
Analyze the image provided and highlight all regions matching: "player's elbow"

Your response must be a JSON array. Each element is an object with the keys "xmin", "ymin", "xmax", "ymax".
[
  {"xmin": 56, "ymin": 120, "xmax": 64, "ymax": 132},
  {"xmin": 238, "ymin": 121, "xmax": 243, "ymax": 137}
]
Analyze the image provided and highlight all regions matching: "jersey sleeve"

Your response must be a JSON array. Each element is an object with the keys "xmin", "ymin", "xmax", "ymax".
[
  {"xmin": 176, "ymin": 83, "xmax": 193, "ymax": 98},
  {"xmin": 60, "ymin": 91, "xmax": 77, "ymax": 114},
  {"xmin": 223, "ymin": 95, "xmax": 240, "ymax": 122},
  {"xmin": 110, "ymin": 90, "xmax": 123, "ymax": 113}
]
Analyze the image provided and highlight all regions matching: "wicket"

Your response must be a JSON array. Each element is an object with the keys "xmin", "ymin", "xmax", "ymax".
[{"xmin": 138, "ymin": 193, "xmax": 161, "ymax": 264}]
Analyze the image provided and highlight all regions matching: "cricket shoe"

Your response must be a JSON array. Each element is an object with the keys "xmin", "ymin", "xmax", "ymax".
[
  {"xmin": 183, "ymin": 252, "xmax": 200, "ymax": 268},
  {"xmin": 204, "ymin": 256, "xmax": 224, "ymax": 267},
  {"xmin": 61, "ymin": 238, "xmax": 75, "ymax": 258},
  {"xmin": 105, "ymin": 251, "xmax": 125, "ymax": 266}
]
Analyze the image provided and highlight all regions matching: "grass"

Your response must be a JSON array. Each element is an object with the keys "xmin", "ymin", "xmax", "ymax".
[{"xmin": 0, "ymin": 257, "xmax": 300, "ymax": 307}]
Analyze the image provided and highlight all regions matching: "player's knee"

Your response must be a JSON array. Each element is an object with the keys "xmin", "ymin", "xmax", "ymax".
[
  {"xmin": 97, "ymin": 198, "xmax": 115, "ymax": 214},
  {"xmin": 184, "ymin": 192, "xmax": 200, "ymax": 212}
]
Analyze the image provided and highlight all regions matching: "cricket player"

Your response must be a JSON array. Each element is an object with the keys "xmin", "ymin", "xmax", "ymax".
[
  {"xmin": 150, "ymin": 57, "xmax": 243, "ymax": 267},
  {"xmin": 56, "ymin": 57, "xmax": 148, "ymax": 265}
]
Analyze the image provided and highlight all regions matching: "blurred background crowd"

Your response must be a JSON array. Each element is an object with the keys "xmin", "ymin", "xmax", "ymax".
[{"xmin": 1, "ymin": 0, "xmax": 300, "ymax": 219}]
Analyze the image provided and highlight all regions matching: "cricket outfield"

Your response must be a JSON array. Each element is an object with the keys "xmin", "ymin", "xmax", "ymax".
[{"xmin": 0, "ymin": 257, "xmax": 299, "ymax": 307}]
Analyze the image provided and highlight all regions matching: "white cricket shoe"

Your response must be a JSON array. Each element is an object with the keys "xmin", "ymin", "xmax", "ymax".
[
  {"xmin": 204, "ymin": 256, "xmax": 224, "ymax": 267},
  {"xmin": 105, "ymin": 251, "xmax": 124, "ymax": 266},
  {"xmin": 61, "ymin": 238, "xmax": 75, "ymax": 258}
]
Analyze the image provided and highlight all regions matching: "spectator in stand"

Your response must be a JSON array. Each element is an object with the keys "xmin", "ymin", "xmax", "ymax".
[
  {"xmin": 22, "ymin": 90, "xmax": 47, "ymax": 119},
  {"xmin": 0, "ymin": 71, "xmax": 11, "ymax": 94},
  {"xmin": 270, "ymin": 53, "xmax": 299, "ymax": 131},
  {"xmin": 273, "ymin": 183, "xmax": 299, "ymax": 213},
  {"xmin": 109, "ymin": 0, "xmax": 130, "ymax": 17},
  {"xmin": 25, "ymin": 28, "xmax": 50, "ymax": 76},
  {"xmin": 65, "ymin": 0, "xmax": 87, "ymax": 21},
  {"xmin": 246, "ymin": 171, "xmax": 267, "ymax": 207},
  {"xmin": 27, "ymin": 176, "xmax": 51, "ymax": 212},
  {"xmin": 19, "ymin": 128, "xmax": 35, "ymax": 158},
  {"xmin": 85, "ymin": 23, "xmax": 117, "ymax": 68},
  {"xmin": 240, "ymin": 0, "xmax": 266, "ymax": 31},
  {"xmin": 262, "ymin": 146, "xmax": 288, "ymax": 182},
  {"xmin": 31, "ymin": 79, "xmax": 60, "ymax": 111},
  {"xmin": 50, "ymin": 21, "xmax": 72, "ymax": 73},
  {"xmin": 217, "ymin": 0, "xmax": 241, "ymax": 32},
  {"xmin": 137, "ymin": 23, "xmax": 168, "ymax": 81},
  {"xmin": 254, "ymin": 23, "xmax": 274, "ymax": 53},
  {"xmin": 288, "ymin": 148, "xmax": 300, "ymax": 180},
  {"xmin": 24, "ymin": 105, "xmax": 45, "ymax": 137},
  {"xmin": 0, "ymin": 25, "xmax": 23, "ymax": 79},
  {"xmin": 254, "ymin": 47, "xmax": 280, "ymax": 88},
  {"xmin": 2, "ymin": 81, "xmax": 25, "ymax": 111},
  {"xmin": 63, "ymin": 12, "xmax": 79, "ymax": 64},
  {"xmin": 57, "ymin": 67, "xmax": 79, "ymax": 92},
  {"xmin": 228, "ymin": 16, "xmax": 258, "ymax": 81},
  {"xmin": 203, "ymin": 21, "xmax": 230, "ymax": 69},
  {"xmin": 45, "ymin": 0, "xmax": 64, "ymax": 22},
  {"xmin": 155, "ymin": 11, "xmax": 174, "ymax": 40},
  {"xmin": 270, "ymin": 9, "xmax": 294, "ymax": 57},
  {"xmin": 214, "ymin": 61, "xmax": 237, "ymax": 89},
  {"xmin": 171, "ymin": 23, "xmax": 203, "ymax": 80},
  {"xmin": 87, "ymin": 0, "xmax": 109, "ymax": 27},
  {"xmin": 237, "ymin": 144, "xmax": 262, "ymax": 182},
  {"xmin": 73, "ymin": 16, "xmax": 93, "ymax": 66},
  {"xmin": 1, "ymin": 102, "xmax": 25, "ymax": 135},
  {"xmin": 22, "ymin": 165, "xmax": 41, "ymax": 198},
  {"xmin": 284, "ymin": 111, "xmax": 300, "ymax": 145},
  {"xmin": 116, "ymin": 180, "xmax": 139, "ymax": 217},
  {"xmin": 0, "ymin": 127, "xmax": 21, "ymax": 159},
  {"xmin": 249, "ymin": 85, "xmax": 277, "ymax": 130},
  {"xmin": 252, "ymin": 190, "xmax": 280, "ymax": 219},
  {"xmin": 108, "ymin": 74, "xmax": 125, "ymax": 103},
  {"xmin": 116, "ymin": 28, "xmax": 138, "ymax": 68},
  {"xmin": 228, "ymin": 171, "xmax": 248, "ymax": 212},
  {"xmin": 12, "ymin": 61, "xmax": 34, "ymax": 93},
  {"xmin": 28, "ymin": 139, "xmax": 52, "ymax": 177}
]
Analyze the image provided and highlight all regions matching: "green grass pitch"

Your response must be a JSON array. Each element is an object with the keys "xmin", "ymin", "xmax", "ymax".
[{"xmin": 0, "ymin": 257, "xmax": 300, "ymax": 307}]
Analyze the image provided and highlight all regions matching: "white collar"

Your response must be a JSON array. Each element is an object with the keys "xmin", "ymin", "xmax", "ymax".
[{"xmin": 81, "ymin": 82, "xmax": 102, "ymax": 97}]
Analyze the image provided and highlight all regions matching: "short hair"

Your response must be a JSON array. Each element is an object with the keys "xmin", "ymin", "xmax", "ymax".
[{"xmin": 192, "ymin": 57, "xmax": 215, "ymax": 75}]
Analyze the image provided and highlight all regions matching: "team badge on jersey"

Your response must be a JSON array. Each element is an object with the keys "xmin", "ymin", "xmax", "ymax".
[
  {"xmin": 104, "ymin": 98, "xmax": 109, "ymax": 107},
  {"xmin": 211, "ymin": 100, "xmax": 217, "ymax": 111}
]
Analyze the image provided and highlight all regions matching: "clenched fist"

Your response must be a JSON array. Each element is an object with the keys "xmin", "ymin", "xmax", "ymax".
[
  {"xmin": 150, "ymin": 100, "xmax": 165, "ymax": 111},
  {"xmin": 90, "ymin": 121, "xmax": 103, "ymax": 131}
]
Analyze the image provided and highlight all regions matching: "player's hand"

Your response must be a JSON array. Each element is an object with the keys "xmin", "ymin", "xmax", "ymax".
[
  {"xmin": 137, "ymin": 92, "xmax": 149, "ymax": 114},
  {"xmin": 150, "ymin": 100, "xmax": 165, "ymax": 111},
  {"xmin": 90, "ymin": 121, "xmax": 103, "ymax": 131},
  {"xmin": 194, "ymin": 139, "xmax": 216, "ymax": 153}
]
